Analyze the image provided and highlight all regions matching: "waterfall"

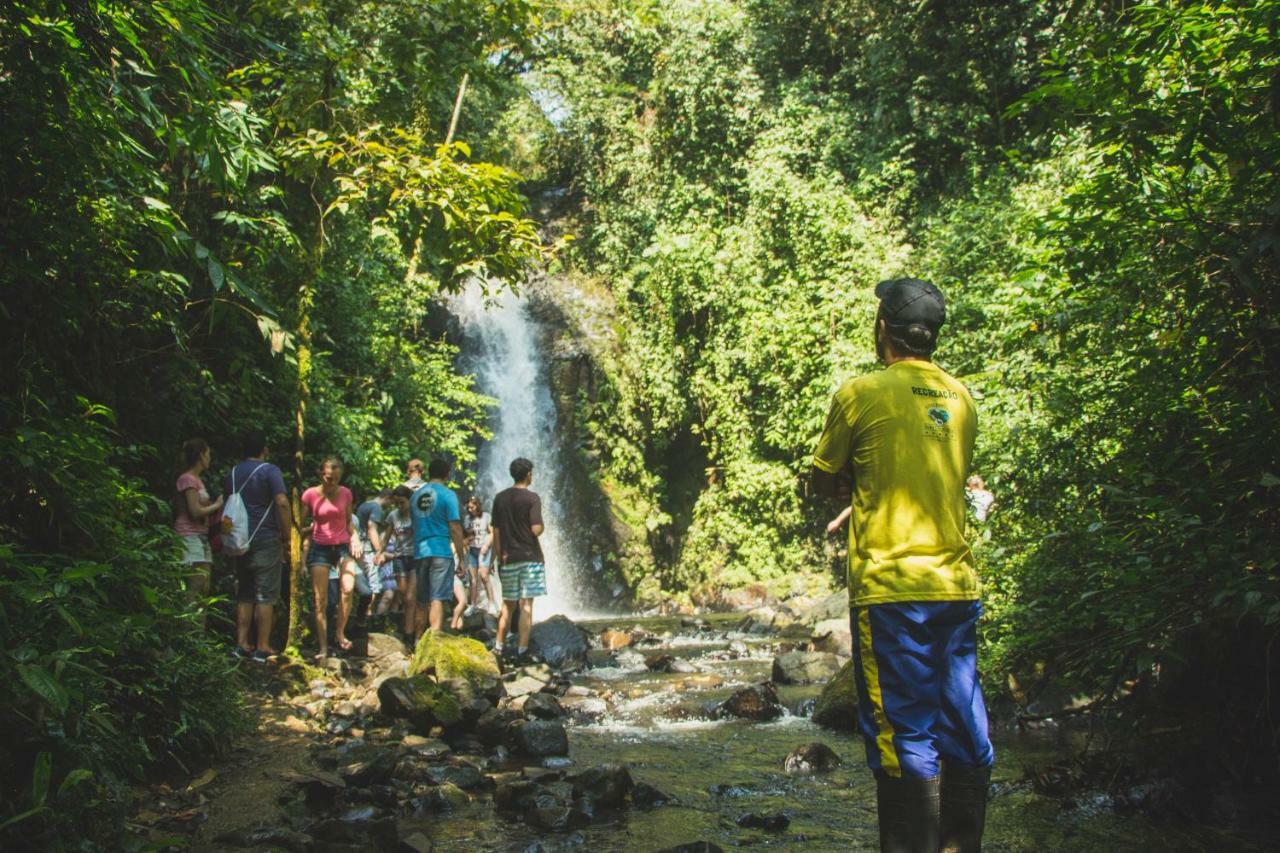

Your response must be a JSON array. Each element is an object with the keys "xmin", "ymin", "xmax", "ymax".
[{"xmin": 454, "ymin": 283, "xmax": 589, "ymax": 619}]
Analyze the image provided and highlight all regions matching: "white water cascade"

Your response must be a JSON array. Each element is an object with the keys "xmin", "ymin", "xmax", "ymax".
[{"xmin": 453, "ymin": 283, "xmax": 589, "ymax": 619}]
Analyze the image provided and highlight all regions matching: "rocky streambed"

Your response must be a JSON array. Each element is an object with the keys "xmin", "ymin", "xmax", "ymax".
[{"xmin": 159, "ymin": 599, "xmax": 1242, "ymax": 852}]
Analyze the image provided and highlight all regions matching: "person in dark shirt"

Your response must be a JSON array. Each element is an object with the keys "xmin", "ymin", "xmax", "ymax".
[
  {"xmin": 222, "ymin": 431, "xmax": 291, "ymax": 662},
  {"xmin": 490, "ymin": 457, "xmax": 545, "ymax": 661}
]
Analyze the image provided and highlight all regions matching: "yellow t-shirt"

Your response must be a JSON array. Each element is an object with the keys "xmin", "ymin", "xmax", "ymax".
[{"xmin": 813, "ymin": 360, "xmax": 978, "ymax": 606}]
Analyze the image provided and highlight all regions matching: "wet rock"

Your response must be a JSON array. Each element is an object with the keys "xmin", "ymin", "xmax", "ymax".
[
  {"xmin": 673, "ymin": 674, "xmax": 724, "ymax": 692},
  {"xmin": 504, "ymin": 676, "xmax": 549, "ymax": 698},
  {"xmin": 215, "ymin": 826, "xmax": 313, "ymax": 851},
  {"xmin": 572, "ymin": 793, "xmax": 596, "ymax": 823},
  {"xmin": 783, "ymin": 742, "xmax": 842, "ymax": 774},
  {"xmin": 736, "ymin": 812, "xmax": 791, "ymax": 831},
  {"xmin": 812, "ymin": 659, "xmax": 858, "ymax": 731},
  {"xmin": 530, "ymin": 615, "xmax": 590, "ymax": 669},
  {"xmin": 475, "ymin": 708, "xmax": 522, "ymax": 746},
  {"xmin": 585, "ymin": 649, "xmax": 617, "ymax": 668},
  {"xmin": 400, "ymin": 831, "xmax": 432, "ymax": 853},
  {"xmin": 338, "ymin": 746, "xmax": 397, "ymax": 787},
  {"xmin": 308, "ymin": 814, "xmax": 398, "ymax": 850},
  {"xmin": 494, "ymin": 779, "xmax": 538, "ymax": 810},
  {"xmin": 810, "ymin": 618, "xmax": 852, "ymax": 656},
  {"xmin": 366, "ymin": 632, "xmax": 407, "ymax": 661},
  {"xmin": 771, "ymin": 650, "xmax": 842, "ymax": 685},
  {"xmin": 645, "ymin": 653, "xmax": 676, "ymax": 672},
  {"xmin": 657, "ymin": 844, "xmax": 724, "ymax": 853},
  {"xmin": 401, "ymin": 735, "xmax": 451, "ymax": 760},
  {"xmin": 424, "ymin": 763, "xmax": 484, "ymax": 789},
  {"xmin": 631, "ymin": 781, "xmax": 671, "ymax": 810},
  {"xmin": 542, "ymin": 756, "xmax": 573, "ymax": 769},
  {"xmin": 568, "ymin": 763, "xmax": 633, "ymax": 808},
  {"xmin": 614, "ymin": 648, "xmax": 647, "ymax": 670},
  {"xmin": 708, "ymin": 783, "xmax": 751, "ymax": 797},
  {"xmin": 669, "ymin": 659, "xmax": 697, "ymax": 674},
  {"xmin": 409, "ymin": 631, "xmax": 500, "ymax": 685},
  {"xmin": 560, "ymin": 696, "xmax": 608, "ymax": 723},
  {"xmin": 515, "ymin": 719, "xmax": 569, "ymax": 757},
  {"xmin": 718, "ymin": 682, "xmax": 784, "ymax": 721},
  {"xmin": 598, "ymin": 629, "xmax": 632, "ymax": 650},
  {"xmin": 523, "ymin": 692, "xmax": 565, "ymax": 719},
  {"xmin": 527, "ymin": 804, "xmax": 574, "ymax": 832},
  {"xmin": 377, "ymin": 675, "xmax": 462, "ymax": 729}
]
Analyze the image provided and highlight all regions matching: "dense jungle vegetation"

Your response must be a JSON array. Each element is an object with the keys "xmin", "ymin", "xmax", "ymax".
[{"xmin": 1, "ymin": 0, "xmax": 1277, "ymax": 846}]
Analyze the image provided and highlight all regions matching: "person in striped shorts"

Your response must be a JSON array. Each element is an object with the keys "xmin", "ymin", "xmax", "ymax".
[{"xmin": 490, "ymin": 457, "xmax": 546, "ymax": 663}]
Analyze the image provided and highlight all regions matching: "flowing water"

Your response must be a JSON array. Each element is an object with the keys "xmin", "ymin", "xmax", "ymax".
[
  {"xmin": 454, "ymin": 284, "xmax": 592, "ymax": 618},
  {"xmin": 406, "ymin": 614, "xmax": 1230, "ymax": 852}
]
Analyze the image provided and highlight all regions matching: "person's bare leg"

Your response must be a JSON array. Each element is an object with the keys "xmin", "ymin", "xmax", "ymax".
[
  {"xmin": 480, "ymin": 568, "xmax": 496, "ymax": 612},
  {"xmin": 255, "ymin": 604, "xmax": 275, "ymax": 653},
  {"xmin": 451, "ymin": 580, "xmax": 467, "ymax": 629},
  {"xmin": 429, "ymin": 599, "xmax": 445, "ymax": 633},
  {"xmin": 402, "ymin": 573, "xmax": 417, "ymax": 638},
  {"xmin": 310, "ymin": 564, "xmax": 330, "ymax": 658},
  {"xmin": 236, "ymin": 602, "xmax": 254, "ymax": 650},
  {"xmin": 335, "ymin": 561, "xmax": 356, "ymax": 649},
  {"xmin": 497, "ymin": 600, "xmax": 513, "ymax": 651},
  {"xmin": 518, "ymin": 598, "xmax": 534, "ymax": 652}
]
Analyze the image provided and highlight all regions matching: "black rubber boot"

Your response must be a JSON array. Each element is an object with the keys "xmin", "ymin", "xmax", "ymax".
[
  {"xmin": 875, "ymin": 772, "xmax": 941, "ymax": 853},
  {"xmin": 939, "ymin": 762, "xmax": 991, "ymax": 853}
]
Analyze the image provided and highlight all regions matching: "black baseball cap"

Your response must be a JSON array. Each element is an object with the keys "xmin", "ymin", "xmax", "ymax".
[{"xmin": 875, "ymin": 277, "xmax": 946, "ymax": 331}]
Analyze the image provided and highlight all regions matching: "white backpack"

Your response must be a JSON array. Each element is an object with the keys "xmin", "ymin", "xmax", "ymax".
[{"xmin": 222, "ymin": 463, "xmax": 269, "ymax": 556}]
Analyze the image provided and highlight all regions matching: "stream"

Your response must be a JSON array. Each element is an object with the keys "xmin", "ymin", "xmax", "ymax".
[{"xmin": 393, "ymin": 613, "xmax": 1226, "ymax": 852}]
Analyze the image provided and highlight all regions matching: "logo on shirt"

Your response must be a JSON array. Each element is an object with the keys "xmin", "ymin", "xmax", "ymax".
[
  {"xmin": 927, "ymin": 406, "xmax": 951, "ymax": 426},
  {"xmin": 415, "ymin": 488, "xmax": 437, "ymax": 515}
]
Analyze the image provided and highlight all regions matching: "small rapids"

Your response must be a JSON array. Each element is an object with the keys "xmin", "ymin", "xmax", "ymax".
[{"xmin": 406, "ymin": 613, "xmax": 1218, "ymax": 852}]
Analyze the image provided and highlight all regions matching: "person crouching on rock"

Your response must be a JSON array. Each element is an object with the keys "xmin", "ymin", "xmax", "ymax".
[{"xmin": 491, "ymin": 457, "xmax": 547, "ymax": 663}]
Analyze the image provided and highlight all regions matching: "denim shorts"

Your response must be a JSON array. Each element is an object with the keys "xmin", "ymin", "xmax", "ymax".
[
  {"xmin": 467, "ymin": 547, "xmax": 492, "ymax": 570},
  {"xmin": 414, "ymin": 556, "xmax": 455, "ymax": 604},
  {"xmin": 307, "ymin": 542, "xmax": 351, "ymax": 575}
]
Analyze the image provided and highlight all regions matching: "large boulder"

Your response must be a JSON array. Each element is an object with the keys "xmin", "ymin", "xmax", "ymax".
[
  {"xmin": 771, "ymin": 651, "xmax": 842, "ymax": 685},
  {"xmin": 409, "ymin": 630, "xmax": 500, "ymax": 685},
  {"xmin": 530, "ymin": 615, "xmax": 590, "ymax": 669},
  {"xmin": 376, "ymin": 674, "xmax": 462, "ymax": 728},
  {"xmin": 810, "ymin": 619, "xmax": 852, "ymax": 656},
  {"xmin": 718, "ymin": 682, "xmax": 784, "ymax": 721},
  {"xmin": 812, "ymin": 659, "xmax": 858, "ymax": 731},
  {"xmin": 568, "ymin": 764, "xmax": 633, "ymax": 808}
]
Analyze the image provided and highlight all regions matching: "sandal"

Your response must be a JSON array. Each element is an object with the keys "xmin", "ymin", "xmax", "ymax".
[{"xmin": 336, "ymin": 638, "xmax": 353, "ymax": 652}]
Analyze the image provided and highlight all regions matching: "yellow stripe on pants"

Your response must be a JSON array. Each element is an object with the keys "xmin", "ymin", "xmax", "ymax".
[{"xmin": 857, "ymin": 608, "xmax": 901, "ymax": 777}]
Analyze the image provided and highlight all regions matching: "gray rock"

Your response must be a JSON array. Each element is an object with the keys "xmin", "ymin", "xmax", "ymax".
[
  {"xmin": 338, "ymin": 747, "xmax": 397, "ymax": 787},
  {"xmin": 569, "ymin": 763, "xmax": 633, "ymax": 808},
  {"xmin": 783, "ymin": 742, "xmax": 842, "ymax": 774},
  {"xmin": 530, "ymin": 615, "xmax": 590, "ymax": 668},
  {"xmin": 215, "ymin": 826, "xmax": 313, "ymax": 852},
  {"xmin": 718, "ymin": 682, "xmax": 784, "ymax": 721},
  {"xmin": 424, "ymin": 763, "xmax": 484, "ymax": 789},
  {"xmin": 523, "ymin": 692, "xmax": 565, "ymax": 719},
  {"xmin": 736, "ymin": 812, "xmax": 790, "ymax": 831},
  {"xmin": 505, "ymin": 676, "xmax": 548, "ymax": 698},
  {"xmin": 631, "ymin": 781, "xmax": 671, "ymax": 810},
  {"xmin": 812, "ymin": 659, "xmax": 858, "ymax": 731},
  {"xmin": 515, "ymin": 719, "xmax": 569, "ymax": 757},
  {"xmin": 771, "ymin": 650, "xmax": 842, "ymax": 685},
  {"xmin": 810, "ymin": 618, "xmax": 852, "ymax": 656}
]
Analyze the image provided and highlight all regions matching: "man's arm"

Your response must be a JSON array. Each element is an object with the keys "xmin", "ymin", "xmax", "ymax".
[
  {"xmin": 490, "ymin": 525, "xmax": 502, "ymax": 567},
  {"xmin": 812, "ymin": 467, "xmax": 853, "ymax": 503},
  {"xmin": 273, "ymin": 493, "xmax": 291, "ymax": 540},
  {"xmin": 448, "ymin": 520, "xmax": 468, "ymax": 568}
]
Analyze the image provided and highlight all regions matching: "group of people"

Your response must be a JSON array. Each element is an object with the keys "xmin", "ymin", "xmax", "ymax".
[{"xmin": 171, "ymin": 431, "xmax": 550, "ymax": 665}]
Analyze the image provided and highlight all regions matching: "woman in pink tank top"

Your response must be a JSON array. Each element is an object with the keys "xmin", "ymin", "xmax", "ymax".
[{"xmin": 301, "ymin": 457, "xmax": 363, "ymax": 659}]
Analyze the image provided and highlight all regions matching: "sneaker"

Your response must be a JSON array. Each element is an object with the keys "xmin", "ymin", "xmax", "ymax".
[
  {"xmin": 231, "ymin": 646, "xmax": 253, "ymax": 661},
  {"xmin": 464, "ymin": 605, "xmax": 478, "ymax": 617},
  {"xmin": 250, "ymin": 649, "xmax": 277, "ymax": 664}
]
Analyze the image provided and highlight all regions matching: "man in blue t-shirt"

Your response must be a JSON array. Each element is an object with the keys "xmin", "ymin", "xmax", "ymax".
[
  {"xmin": 409, "ymin": 458, "xmax": 469, "ymax": 640},
  {"xmin": 222, "ymin": 430, "xmax": 291, "ymax": 662}
]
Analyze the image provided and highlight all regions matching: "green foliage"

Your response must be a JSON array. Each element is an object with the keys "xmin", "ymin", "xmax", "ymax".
[
  {"xmin": 0, "ymin": 401, "xmax": 250, "ymax": 849},
  {"xmin": 536, "ymin": 0, "xmax": 1280, "ymax": 778}
]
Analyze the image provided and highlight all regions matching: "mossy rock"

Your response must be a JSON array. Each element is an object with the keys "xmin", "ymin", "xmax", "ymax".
[
  {"xmin": 409, "ymin": 630, "xmax": 500, "ymax": 685},
  {"xmin": 812, "ymin": 659, "xmax": 858, "ymax": 731},
  {"xmin": 376, "ymin": 674, "xmax": 462, "ymax": 728}
]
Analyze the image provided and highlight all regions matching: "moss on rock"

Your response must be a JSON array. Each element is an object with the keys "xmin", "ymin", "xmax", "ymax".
[
  {"xmin": 813, "ymin": 659, "xmax": 858, "ymax": 731},
  {"xmin": 409, "ymin": 630, "xmax": 500, "ymax": 684}
]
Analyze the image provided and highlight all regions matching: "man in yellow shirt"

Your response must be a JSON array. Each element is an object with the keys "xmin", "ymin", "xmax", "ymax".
[{"xmin": 812, "ymin": 278, "xmax": 993, "ymax": 853}]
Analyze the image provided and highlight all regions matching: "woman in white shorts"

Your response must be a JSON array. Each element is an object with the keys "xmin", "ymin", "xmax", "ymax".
[{"xmin": 173, "ymin": 438, "xmax": 224, "ymax": 601}]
